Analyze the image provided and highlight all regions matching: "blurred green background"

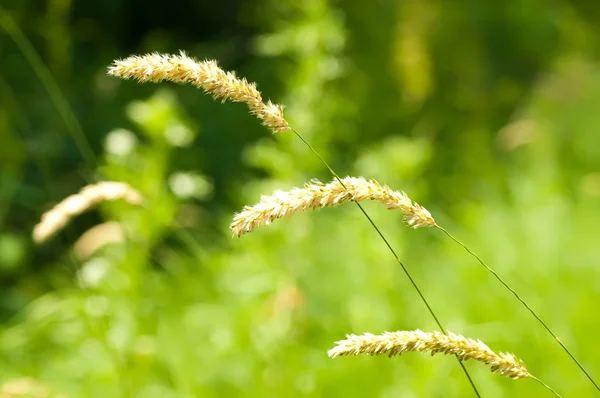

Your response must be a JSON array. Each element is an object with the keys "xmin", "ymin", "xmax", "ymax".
[{"xmin": 1, "ymin": 0, "xmax": 600, "ymax": 396}]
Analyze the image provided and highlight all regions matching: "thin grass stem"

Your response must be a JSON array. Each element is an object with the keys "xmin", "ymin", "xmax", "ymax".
[
  {"xmin": 32, "ymin": 158, "xmax": 130, "ymax": 397},
  {"xmin": 437, "ymin": 225, "xmax": 599, "ymax": 392},
  {"xmin": 291, "ymin": 128, "xmax": 481, "ymax": 397},
  {"xmin": 531, "ymin": 376, "xmax": 563, "ymax": 398},
  {"xmin": 0, "ymin": 9, "xmax": 96, "ymax": 167}
]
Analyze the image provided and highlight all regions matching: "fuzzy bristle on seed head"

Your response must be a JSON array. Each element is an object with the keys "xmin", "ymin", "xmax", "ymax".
[
  {"xmin": 108, "ymin": 51, "xmax": 290, "ymax": 133},
  {"xmin": 230, "ymin": 176, "xmax": 436, "ymax": 237},
  {"xmin": 328, "ymin": 330, "xmax": 530, "ymax": 380},
  {"xmin": 33, "ymin": 182, "xmax": 143, "ymax": 244}
]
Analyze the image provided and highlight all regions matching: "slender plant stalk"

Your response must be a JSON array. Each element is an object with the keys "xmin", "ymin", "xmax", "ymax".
[
  {"xmin": 0, "ymin": 9, "xmax": 96, "ymax": 167},
  {"xmin": 328, "ymin": 330, "xmax": 561, "ymax": 397},
  {"xmin": 108, "ymin": 54, "xmax": 480, "ymax": 393},
  {"xmin": 107, "ymin": 50, "xmax": 575, "ymax": 396},
  {"xmin": 290, "ymin": 129, "xmax": 481, "ymax": 397},
  {"xmin": 530, "ymin": 376, "xmax": 563, "ymax": 398},
  {"xmin": 32, "ymin": 159, "xmax": 131, "ymax": 397},
  {"xmin": 437, "ymin": 225, "xmax": 600, "ymax": 392}
]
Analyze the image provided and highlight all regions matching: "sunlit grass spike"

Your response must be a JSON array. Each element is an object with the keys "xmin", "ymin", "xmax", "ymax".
[
  {"xmin": 230, "ymin": 176, "xmax": 436, "ymax": 237},
  {"xmin": 33, "ymin": 182, "xmax": 143, "ymax": 243},
  {"xmin": 108, "ymin": 51, "xmax": 290, "ymax": 133}
]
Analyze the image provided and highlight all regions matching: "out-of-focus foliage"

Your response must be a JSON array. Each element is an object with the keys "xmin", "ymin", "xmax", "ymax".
[{"xmin": 1, "ymin": 0, "xmax": 600, "ymax": 396}]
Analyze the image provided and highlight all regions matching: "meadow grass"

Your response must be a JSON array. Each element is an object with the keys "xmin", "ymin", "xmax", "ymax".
[
  {"xmin": 32, "ymin": 182, "xmax": 143, "ymax": 244},
  {"xmin": 102, "ymin": 50, "xmax": 590, "ymax": 396},
  {"xmin": 108, "ymin": 51, "xmax": 485, "ymax": 395},
  {"xmin": 16, "ymin": 40, "xmax": 595, "ymax": 396}
]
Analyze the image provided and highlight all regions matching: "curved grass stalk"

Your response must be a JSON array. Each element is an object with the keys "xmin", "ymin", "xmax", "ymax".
[
  {"xmin": 436, "ymin": 225, "xmax": 599, "ymax": 392},
  {"xmin": 329, "ymin": 330, "xmax": 562, "ymax": 397},
  {"xmin": 290, "ymin": 129, "xmax": 483, "ymax": 395},
  {"xmin": 0, "ymin": 9, "xmax": 96, "ymax": 167},
  {"xmin": 106, "ymin": 50, "xmax": 484, "ymax": 395},
  {"xmin": 4, "ymin": 19, "xmax": 144, "ymax": 391},
  {"xmin": 31, "ymin": 156, "xmax": 132, "ymax": 397}
]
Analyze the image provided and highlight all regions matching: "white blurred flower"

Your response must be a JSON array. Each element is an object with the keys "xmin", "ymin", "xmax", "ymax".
[
  {"xmin": 105, "ymin": 128, "xmax": 138, "ymax": 157},
  {"xmin": 168, "ymin": 172, "xmax": 213, "ymax": 200},
  {"xmin": 165, "ymin": 122, "xmax": 194, "ymax": 147},
  {"xmin": 79, "ymin": 257, "xmax": 111, "ymax": 288}
]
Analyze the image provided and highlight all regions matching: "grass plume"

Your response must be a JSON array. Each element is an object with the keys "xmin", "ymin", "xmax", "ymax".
[
  {"xmin": 231, "ymin": 176, "xmax": 435, "ymax": 237},
  {"xmin": 108, "ymin": 50, "xmax": 481, "ymax": 395},
  {"xmin": 329, "ymin": 330, "xmax": 562, "ymax": 396},
  {"xmin": 329, "ymin": 330, "xmax": 530, "ymax": 379},
  {"xmin": 108, "ymin": 51, "xmax": 290, "ymax": 133},
  {"xmin": 0, "ymin": 8, "xmax": 96, "ymax": 167},
  {"xmin": 33, "ymin": 182, "xmax": 143, "ymax": 243}
]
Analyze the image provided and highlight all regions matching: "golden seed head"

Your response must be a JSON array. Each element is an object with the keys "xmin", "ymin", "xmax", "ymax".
[
  {"xmin": 33, "ymin": 182, "xmax": 143, "ymax": 244},
  {"xmin": 230, "ymin": 176, "xmax": 435, "ymax": 237},
  {"xmin": 328, "ymin": 330, "xmax": 531, "ymax": 380},
  {"xmin": 108, "ymin": 51, "xmax": 290, "ymax": 133}
]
